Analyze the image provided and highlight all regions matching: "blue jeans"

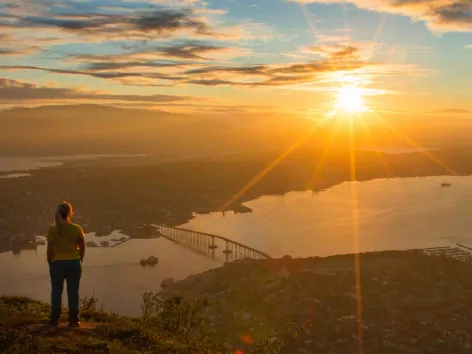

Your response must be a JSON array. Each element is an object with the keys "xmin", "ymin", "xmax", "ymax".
[{"xmin": 49, "ymin": 259, "xmax": 82, "ymax": 324}]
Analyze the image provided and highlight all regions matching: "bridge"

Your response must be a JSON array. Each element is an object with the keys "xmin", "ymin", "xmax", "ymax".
[{"xmin": 156, "ymin": 224, "xmax": 271, "ymax": 262}]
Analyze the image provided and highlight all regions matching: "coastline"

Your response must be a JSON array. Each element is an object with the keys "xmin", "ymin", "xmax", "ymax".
[{"xmin": 2, "ymin": 148, "xmax": 472, "ymax": 254}]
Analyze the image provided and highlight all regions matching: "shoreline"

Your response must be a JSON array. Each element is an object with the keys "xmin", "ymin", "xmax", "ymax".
[{"xmin": 2, "ymin": 148, "xmax": 472, "ymax": 254}]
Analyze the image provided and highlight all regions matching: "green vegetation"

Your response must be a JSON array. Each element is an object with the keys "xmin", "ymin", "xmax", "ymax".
[{"xmin": 0, "ymin": 294, "xmax": 227, "ymax": 353}]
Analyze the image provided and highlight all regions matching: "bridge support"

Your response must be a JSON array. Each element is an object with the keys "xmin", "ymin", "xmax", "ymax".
[
  {"xmin": 157, "ymin": 224, "xmax": 270, "ymax": 262},
  {"xmin": 208, "ymin": 236, "xmax": 217, "ymax": 258}
]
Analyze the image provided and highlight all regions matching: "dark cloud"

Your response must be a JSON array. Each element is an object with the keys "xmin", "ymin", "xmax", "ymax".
[
  {"xmin": 184, "ymin": 65, "xmax": 267, "ymax": 75},
  {"xmin": 0, "ymin": 65, "xmax": 182, "ymax": 83},
  {"xmin": 5, "ymin": 9, "xmax": 213, "ymax": 39},
  {"xmin": 183, "ymin": 60, "xmax": 366, "ymax": 85},
  {"xmin": 82, "ymin": 61, "xmax": 185, "ymax": 71},
  {"xmin": 0, "ymin": 46, "xmax": 37, "ymax": 56},
  {"xmin": 129, "ymin": 9, "xmax": 210, "ymax": 34},
  {"xmin": 154, "ymin": 42, "xmax": 224, "ymax": 59},
  {"xmin": 69, "ymin": 41, "xmax": 231, "ymax": 64},
  {"xmin": 269, "ymin": 60, "xmax": 365, "ymax": 74},
  {"xmin": 186, "ymin": 79, "xmax": 235, "ymax": 86},
  {"xmin": 292, "ymin": 0, "xmax": 472, "ymax": 32},
  {"xmin": 0, "ymin": 78, "xmax": 187, "ymax": 103},
  {"xmin": 0, "ymin": 49, "xmax": 23, "ymax": 55},
  {"xmin": 1, "ymin": 51, "xmax": 372, "ymax": 88},
  {"xmin": 260, "ymin": 75, "xmax": 314, "ymax": 86}
]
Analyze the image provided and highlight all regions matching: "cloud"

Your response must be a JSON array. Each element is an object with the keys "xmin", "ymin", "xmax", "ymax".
[
  {"xmin": 68, "ymin": 41, "xmax": 248, "ymax": 64},
  {"xmin": 182, "ymin": 58, "xmax": 374, "ymax": 86},
  {"xmin": 0, "ymin": 78, "xmax": 188, "ymax": 104},
  {"xmin": 0, "ymin": 33, "xmax": 39, "ymax": 56},
  {"xmin": 290, "ymin": 0, "xmax": 472, "ymax": 32},
  {"xmin": 304, "ymin": 44, "xmax": 360, "ymax": 59},
  {"xmin": 0, "ymin": 65, "xmax": 184, "ymax": 85},
  {"xmin": 12, "ymin": 9, "xmax": 212, "ymax": 40},
  {"xmin": 0, "ymin": 1, "xmax": 275, "ymax": 44},
  {"xmin": 1, "ymin": 51, "xmax": 421, "ymax": 88},
  {"xmin": 0, "ymin": 49, "xmax": 26, "ymax": 56},
  {"xmin": 432, "ymin": 109, "xmax": 470, "ymax": 114},
  {"xmin": 184, "ymin": 65, "xmax": 267, "ymax": 76},
  {"xmin": 268, "ymin": 60, "xmax": 366, "ymax": 74}
]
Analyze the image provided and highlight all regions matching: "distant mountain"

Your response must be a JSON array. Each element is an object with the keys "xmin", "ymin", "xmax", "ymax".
[
  {"xmin": 0, "ymin": 105, "xmax": 258, "ymax": 156},
  {"xmin": 1, "ymin": 104, "xmax": 472, "ymax": 156}
]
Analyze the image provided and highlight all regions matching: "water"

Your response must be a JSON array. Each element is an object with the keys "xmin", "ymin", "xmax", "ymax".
[
  {"xmin": 0, "ymin": 155, "xmax": 146, "ymax": 172},
  {"xmin": 0, "ymin": 238, "xmax": 222, "ymax": 316},
  {"xmin": 184, "ymin": 176, "xmax": 469, "ymax": 257},
  {"xmin": 1, "ymin": 175, "xmax": 471, "ymax": 315},
  {"xmin": 358, "ymin": 147, "xmax": 437, "ymax": 154},
  {"xmin": 0, "ymin": 173, "xmax": 31, "ymax": 179}
]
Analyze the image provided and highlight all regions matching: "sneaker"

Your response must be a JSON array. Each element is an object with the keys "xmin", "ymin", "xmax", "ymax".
[{"xmin": 68, "ymin": 322, "xmax": 80, "ymax": 328}]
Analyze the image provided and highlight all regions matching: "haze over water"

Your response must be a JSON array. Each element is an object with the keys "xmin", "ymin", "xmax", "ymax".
[{"xmin": 2, "ymin": 175, "xmax": 471, "ymax": 315}]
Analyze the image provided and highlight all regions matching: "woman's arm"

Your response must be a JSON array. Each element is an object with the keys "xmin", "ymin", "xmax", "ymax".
[
  {"xmin": 78, "ymin": 238, "xmax": 85, "ymax": 262},
  {"xmin": 46, "ymin": 227, "xmax": 55, "ymax": 263},
  {"xmin": 47, "ymin": 243, "xmax": 55, "ymax": 263}
]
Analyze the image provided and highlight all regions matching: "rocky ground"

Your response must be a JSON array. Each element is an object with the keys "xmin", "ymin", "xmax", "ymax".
[
  {"xmin": 0, "ymin": 296, "xmax": 226, "ymax": 353},
  {"xmin": 160, "ymin": 250, "xmax": 472, "ymax": 353}
]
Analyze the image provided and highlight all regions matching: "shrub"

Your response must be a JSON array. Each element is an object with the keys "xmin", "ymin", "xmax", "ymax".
[
  {"xmin": 140, "ymin": 293, "xmax": 210, "ymax": 338},
  {"xmin": 80, "ymin": 293, "xmax": 104, "ymax": 312}
]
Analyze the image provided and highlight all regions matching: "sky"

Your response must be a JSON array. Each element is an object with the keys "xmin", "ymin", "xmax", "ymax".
[{"xmin": 0, "ymin": 0, "xmax": 471, "ymax": 118}]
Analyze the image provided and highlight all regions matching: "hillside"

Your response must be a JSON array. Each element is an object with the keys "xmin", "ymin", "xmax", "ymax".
[
  {"xmin": 0, "ymin": 105, "xmax": 255, "ymax": 156},
  {"xmin": 0, "ymin": 295, "xmax": 226, "ymax": 353},
  {"xmin": 3, "ymin": 250, "xmax": 472, "ymax": 353},
  {"xmin": 160, "ymin": 250, "xmax": 472, "ymax": 353}
]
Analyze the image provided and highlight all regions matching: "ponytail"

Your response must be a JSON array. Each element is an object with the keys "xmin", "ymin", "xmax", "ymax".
[
  {"xmin": 55, "ymin": 202, "xmax": 73, "ymax": 236},
  {"xmin": 55, "ymin": 210, "xmax": 64, "ymax": 236}
]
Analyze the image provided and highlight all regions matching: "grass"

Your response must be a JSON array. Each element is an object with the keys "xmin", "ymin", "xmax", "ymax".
[{"xmin": 0, "ymin": 295, "xmax": 227, "ymax": 354}]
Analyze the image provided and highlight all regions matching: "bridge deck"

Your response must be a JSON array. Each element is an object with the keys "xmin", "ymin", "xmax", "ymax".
[{"xmin": 156, "ymin": 224, "xmax": 271, "ymax": 262}]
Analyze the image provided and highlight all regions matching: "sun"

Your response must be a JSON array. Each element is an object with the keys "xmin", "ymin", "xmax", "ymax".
[{"xmin": 336, "ymin": 85, "xmax": 366, "ymax": 113}]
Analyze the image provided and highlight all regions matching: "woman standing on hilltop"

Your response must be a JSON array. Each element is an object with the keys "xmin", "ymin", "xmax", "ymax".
[{"xmin": 46, "ymin": 202, "xmax": 85, "ymax": 327}]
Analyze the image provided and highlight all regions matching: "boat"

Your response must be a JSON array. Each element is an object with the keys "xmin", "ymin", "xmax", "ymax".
[
  {"xmin": 441, "ymin": 182, "xmax": 452, "ymax": 187},
  {"xmin": 140, "ymin": 256, "xmax": 159, "ymax": 267}
]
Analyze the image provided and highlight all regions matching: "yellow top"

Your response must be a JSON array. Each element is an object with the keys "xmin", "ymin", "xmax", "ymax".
[{"xmin": 47, "ymin": 223, "xmax": 84, "ymax": 261}]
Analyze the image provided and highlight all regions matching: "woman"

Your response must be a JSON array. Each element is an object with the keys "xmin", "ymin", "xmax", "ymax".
[{"xmin": 46, "ymin": 202, "xmax": 86, "ymax": 327}]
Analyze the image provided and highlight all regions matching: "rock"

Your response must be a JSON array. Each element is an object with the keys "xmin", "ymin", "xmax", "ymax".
[
  {"xmin": 263, "ymin": 279, "xmax": 282, "ymax": 291},
  {"xmin": 161, "ymin": 277, "xmax": 174, "ymax": 289},
  {"xmin": 297, "ymin": 348, "xmax": 308, "ymax": 354},
  {"xmin": 241, "ymin": 313, "xmax": 252, "ymax": 321},
  {"xmin": 278, "ymin": 265, "xmax": 291, "ymax": 278}
]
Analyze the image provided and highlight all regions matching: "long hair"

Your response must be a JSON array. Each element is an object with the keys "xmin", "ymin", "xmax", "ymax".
[{"xmin": 55, "ymin": 202, "xmax": 73, "ymax": 236}]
